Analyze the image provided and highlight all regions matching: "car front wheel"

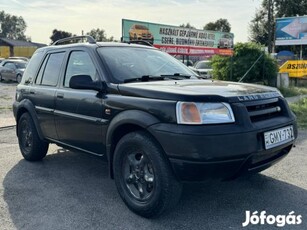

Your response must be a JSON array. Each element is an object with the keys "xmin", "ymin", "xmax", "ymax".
[{"xmin": 113, "ymin": 131, "xmax": 182, "ymax": 218}]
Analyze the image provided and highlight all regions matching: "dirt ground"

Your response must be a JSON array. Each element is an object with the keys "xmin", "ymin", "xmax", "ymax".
[{"xmin": 0, "ymin": 82, "xmax": 17, "ymax": 127}]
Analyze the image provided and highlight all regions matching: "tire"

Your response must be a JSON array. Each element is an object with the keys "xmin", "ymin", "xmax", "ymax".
[
  {"xmin": 0, "ymin": 73, "xmax": 3, "ymax": 82},
  {"xmin": 16, "ymin": 74, "xmax": 22, "ymax": 83},
  {"xmin": 17, "ymin": 113, "xmax": 49, "ymax": 161},
  {"xmin": 113, "ymin": 131, "xmax": 182, "ymax": 218}
]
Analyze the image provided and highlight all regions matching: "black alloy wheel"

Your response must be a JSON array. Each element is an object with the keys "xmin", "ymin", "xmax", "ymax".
[{"xmin": 113, "ymin": 131, "xmax": 182, "ymax": 218}]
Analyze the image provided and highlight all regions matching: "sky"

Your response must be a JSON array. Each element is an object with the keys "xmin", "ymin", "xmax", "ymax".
[{"xmin": 1, "ymin": 0, "xmax": 262, "ymax": 44}]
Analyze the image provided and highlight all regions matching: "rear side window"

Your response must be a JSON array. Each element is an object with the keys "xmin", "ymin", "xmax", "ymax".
[
  {"xmin": 21, "ymin": 51, "xmax": 44, "ymax": 84},
  {"xmin": 36, "ymin": 52, "xmax": 65, "ymax": 86}
]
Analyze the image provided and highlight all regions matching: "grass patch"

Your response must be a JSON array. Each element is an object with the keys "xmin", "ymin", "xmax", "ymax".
[
  {"xmin": 279, "ymin": 87, "xmax": 307, "ymax": 97},
  {"xmin": 290, "ymin": 98, "xmax": 307, "ymax": 129}
]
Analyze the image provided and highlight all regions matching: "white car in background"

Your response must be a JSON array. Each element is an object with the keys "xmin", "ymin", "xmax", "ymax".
[{"xmin": 189, "ymin": 60, "xmax": 212, "ymax": 79}]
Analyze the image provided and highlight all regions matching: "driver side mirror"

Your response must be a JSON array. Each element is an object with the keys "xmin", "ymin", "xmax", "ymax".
[{"xmin": 69, "ymin": 75, "xmax": 103, "ymax": 92}]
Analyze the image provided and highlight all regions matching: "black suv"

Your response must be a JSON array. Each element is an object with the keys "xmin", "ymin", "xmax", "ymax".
[{"xmin": 13, "ymin": 36, "xmax": 297, "ymax": 218}]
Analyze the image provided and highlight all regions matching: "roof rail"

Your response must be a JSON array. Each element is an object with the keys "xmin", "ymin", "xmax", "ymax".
[
  {"xmin": 123, "ymin": 40, "xmax": 153, "ymax": 47},
  {"xmin": 52, "ymin": 35, "xmax": 96, "ymax": 46}
]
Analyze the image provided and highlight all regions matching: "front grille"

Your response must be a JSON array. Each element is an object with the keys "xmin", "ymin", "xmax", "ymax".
[{"xmin": 243, "ymin": 98, "xmax": 282, "ymax": 122}]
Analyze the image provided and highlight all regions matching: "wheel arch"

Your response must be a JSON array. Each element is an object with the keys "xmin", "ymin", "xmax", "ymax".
[
  {"xmin": 106, "ymin": 110, "xmax": 161, "ymax": 179},
  {"xmin": 15, "ymin": 99, "xmax": 44, "ymax": 140}
]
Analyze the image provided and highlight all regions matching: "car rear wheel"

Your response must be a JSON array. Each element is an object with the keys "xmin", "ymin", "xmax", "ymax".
[
  {"xmin": 17, "ymin": 113, "xmax": 49, "ymax": 161},
  {"xmin": 113, "ymin": 131, "xmax": 182, "ymax": 218},
  {"xmin": 16, "ymin": 74, "xmax": 22, "ymax": 83},
  {"xmin": 0, "ymin": 73, "xmax": 3, "ymax": 82}
]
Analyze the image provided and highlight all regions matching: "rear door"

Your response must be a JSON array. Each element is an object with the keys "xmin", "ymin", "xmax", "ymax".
[
  {"xmin": 29, "ymin": 52, "xmax": 66, "ymax": 139},
  {"xmin": 54, "ymin": 49, "xmax": 106, "ymax": 155}
]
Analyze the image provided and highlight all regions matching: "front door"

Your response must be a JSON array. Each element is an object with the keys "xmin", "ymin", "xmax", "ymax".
[{"xmin": 54, "ymin": 50, "xmax": 106, "ymax": 155}]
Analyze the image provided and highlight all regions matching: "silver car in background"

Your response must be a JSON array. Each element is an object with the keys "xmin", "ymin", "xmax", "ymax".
[
  {"xmin": 0, "ymin": 59, "xmax": 27, "ymax": 83},
  {"xmin": 189, "ymin": 60, "xmax": 213, "ymax": 79}
]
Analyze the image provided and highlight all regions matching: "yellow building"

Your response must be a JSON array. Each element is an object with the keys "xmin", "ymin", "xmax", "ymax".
[{"xmin": 0, "ymin": 38, "xmax": 46, "ymax": 58}]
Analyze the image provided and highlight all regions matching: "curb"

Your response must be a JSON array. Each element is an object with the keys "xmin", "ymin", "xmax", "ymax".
[{"xmin": 0, "ymin": 125, "xmax": 15, "ymax": 131}]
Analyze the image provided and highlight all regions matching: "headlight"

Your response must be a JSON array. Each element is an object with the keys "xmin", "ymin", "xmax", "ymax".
[{"xmin": 176, "ymin": 102, "xmax": 235, "ymax": 124}]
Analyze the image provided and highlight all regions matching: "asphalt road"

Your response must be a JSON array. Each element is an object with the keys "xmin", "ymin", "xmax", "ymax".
[{"xmin": 0, "ymin": 127, "xmax": 306, "ymax": 230}]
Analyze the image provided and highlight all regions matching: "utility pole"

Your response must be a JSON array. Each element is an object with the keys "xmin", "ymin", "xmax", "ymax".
[{"xmin": 268, "ymin": 0, "xmax": 273, "ymax": 53}]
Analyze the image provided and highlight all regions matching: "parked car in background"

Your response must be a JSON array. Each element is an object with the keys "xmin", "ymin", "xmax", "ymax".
[
  {"xmin": 0, "ymin": 59, "xmax": 27, "ymax": 83},
  {"xmin": 178, "ymin": 59, "xmax": 194, "ymax": 67},
  {"xmin": 129, "ymin": 24, "xmax": 154, "ymax": 44},
  {"xmin": 189, "ymin": 60, "xmax": 213, "ymax": 78},
  {"xmin": 8, "ymin": 56, "xmax": 30, "ymax": 62}
]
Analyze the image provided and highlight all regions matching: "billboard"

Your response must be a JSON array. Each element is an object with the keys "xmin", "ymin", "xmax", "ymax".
[
  {"xmin": 279, "ymin": 60, "xmax": 307, "ymax": 78},
  {"xmin": 122, "ymin": 19, "xmax": 234, "ymax": 56},
  {"xmin": 276, "ymin": 16, "xmax": 307, "ymax": 46}
]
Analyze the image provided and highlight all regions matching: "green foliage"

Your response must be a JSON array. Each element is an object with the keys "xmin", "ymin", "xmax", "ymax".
[
  {"xmin": 290, "ymin": 98, "xmax": 307, "ymax": 129},
  {"xmin": 274, "ymin": 0, "xmax": 307, "ymax": 18},
  {"xmin": 203, "ymin": 18, "xmax": 231, "ymax": 32},
  {"xmin": 86, "ymin": 28, "xmax": 114, "ymax": 42},
  {"xmin": 279, "ymin": 87, "xmax": 307, "ymax": 97},
  {"xmin": 211, "ymin": 42, "xmax": 278, "ymax": 85},
  {"xmin": 248, "ymin": 8, "xmax": 270, "ymax": 45},
  {"xmin": 179, "ymin": 23, "xmax": 196, "ymax": 29},
  {"xmin": 50, "ymin": 29, "xmax": 73, "ymax": 44},
  {"xmin": 0, "ymin": 10, "xmax": 28, "ymax": 41}
]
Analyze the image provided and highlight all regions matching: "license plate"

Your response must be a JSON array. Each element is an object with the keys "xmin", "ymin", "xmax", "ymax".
[{"xmin": 264, "ymin": 125, "xmax": 294, "ymax": 150}]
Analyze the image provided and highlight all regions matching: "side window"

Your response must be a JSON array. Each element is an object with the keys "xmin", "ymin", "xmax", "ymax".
[
  {"xmin": 4, "ymin": 63, "xmax": 15, "ymax": 69},
  {"xmin": 22, "ymin": 51, "xmax": 44, "ymax": 84},
  {"xmin": 37, "ymin": 52, "xmax": 65, "ymax": 86},
  {"xmin": 64, "ymin": 51, "xmax": 97, "ymax": 87},
  {"xmin": 35, "ymin": 55, "xmax": 49, "ymax": 85}
]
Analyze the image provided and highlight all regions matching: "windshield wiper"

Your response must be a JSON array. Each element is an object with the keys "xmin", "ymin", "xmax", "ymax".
[
  {"xmin": 124, "ymin": 75, "xmax": 165, "ymax": 83},
  {"xmin": 161, "ymin": 73, "xmax": 192, "ymax": 80}
]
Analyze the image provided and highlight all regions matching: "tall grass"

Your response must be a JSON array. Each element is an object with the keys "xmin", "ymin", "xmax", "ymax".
[
  {"xmin": 279, "ymin": 87, "xmax": 307, "ymax": 97},
  {"xmin": 290, "ymin": 98, "xmax": 307, "ymax": 129}
]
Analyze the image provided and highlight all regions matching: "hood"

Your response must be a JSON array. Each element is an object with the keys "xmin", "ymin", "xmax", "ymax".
[{"xmin": 117, "ymin": 79, "xmax": 281, "ymax": 103}]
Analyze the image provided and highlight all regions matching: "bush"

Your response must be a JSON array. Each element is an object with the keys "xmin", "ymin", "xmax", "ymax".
[{"xmin": 211, "ymin": 42, "xmax": 278, "ymax": 86}]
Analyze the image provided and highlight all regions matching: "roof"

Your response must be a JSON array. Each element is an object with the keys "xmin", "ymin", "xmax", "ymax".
[{"xmin": 0, "ymin": 38, "xmax": 47, "ymax": 47}]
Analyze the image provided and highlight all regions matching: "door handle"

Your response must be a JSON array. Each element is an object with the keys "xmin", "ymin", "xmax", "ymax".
[{"xmin": 57, "ymin": 93, "xmax": 64, "ymax": 99}]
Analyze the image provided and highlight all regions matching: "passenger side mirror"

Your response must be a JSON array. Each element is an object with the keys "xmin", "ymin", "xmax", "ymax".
[{"xmin": 69, "ymin": 75, "xmax": 103, "ymax": 92}]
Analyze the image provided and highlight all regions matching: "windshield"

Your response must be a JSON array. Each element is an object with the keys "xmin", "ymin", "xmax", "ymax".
[
  {"xmin": 195, "ymin": 61, "xmax": 211, "ymax": 69},
  {"xmin": 98, "ymin": 47, "xmax": 196, "ymax": 83}
]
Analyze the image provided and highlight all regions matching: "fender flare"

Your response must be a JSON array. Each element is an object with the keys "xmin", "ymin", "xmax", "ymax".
[
  {"xmin": 15, "ymin": 99, "xmax": 45, "ymax": 140},
  {"xmin": 105, "ymin": 110, "xmax": 160, "ymax": 178}
]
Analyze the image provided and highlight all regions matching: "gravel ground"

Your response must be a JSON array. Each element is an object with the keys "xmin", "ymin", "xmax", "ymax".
[{"xmin": 0, "ymin": 82, "xmax": 16, "ymax": 127}]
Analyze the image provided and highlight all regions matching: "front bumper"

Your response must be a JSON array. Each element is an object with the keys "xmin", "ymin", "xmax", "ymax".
[{"xmin": 149, "ymin": 117, "xmax": 297, "ymax": 181}]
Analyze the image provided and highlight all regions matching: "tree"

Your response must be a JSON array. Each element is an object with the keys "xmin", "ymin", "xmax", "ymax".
[
  {"xmin": 211, "ymin": 42, "xmax": 278, "ymax": 86},
  {"xmin": 179, "ymin": 23, "xmax": 196, "ymax": 29},
  {"xmin": 203, "ymin": 18, "xmax": 231, "ymax": 32},
  {"xmin": 274, "ymin": 0, "xmax": 307, "ymax": 18},
  {"xmin": 50, "ymin": 29, "xmax": 73, "ymax": 44},
  {"xmin": 248, "ymin": 0, "xmax": 274, "ymax": 51},
  {"xmin": 0, "ymin": 10, "xmax": 28, "ymax": 41},
  {"xmin": 86, "ymin": 28, "xmax": 114, "ymax": 42}
]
